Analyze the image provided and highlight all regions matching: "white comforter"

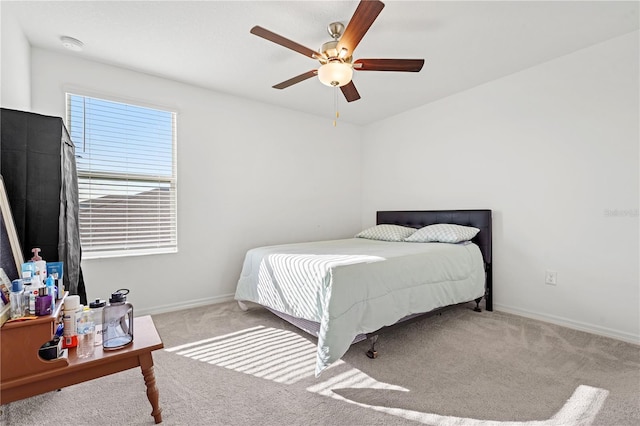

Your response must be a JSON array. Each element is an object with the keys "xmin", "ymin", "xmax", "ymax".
[{"xmin": 234, "ymin": 238, "xmax": 485, "ymax": 376}]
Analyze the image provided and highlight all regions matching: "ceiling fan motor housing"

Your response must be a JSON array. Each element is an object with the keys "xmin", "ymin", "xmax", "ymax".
[
  {"xmin": 327, "ymin": 22, "xmax": 345, "ymax": 39},
  {"xmin": 320, "ymin": 40, "xmax": 352, "ymax": 64}
]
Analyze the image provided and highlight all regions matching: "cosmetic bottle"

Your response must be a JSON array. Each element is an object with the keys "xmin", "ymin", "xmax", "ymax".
[
  {"xmin": 35, "ymin": 287, "xmax": 52, "ymax": 316},
  {"xmin": 29, "ymin": 287, "xmax": 37, "ymax": 316},
  {"xmin": 62, "ymin": 295, "xmax": 82, "ymax": 348},
  {"xmin": 46, "ymin": 262, "xmax": 64, "ymax": 299},
  {"xmin": 9, "ymin": 279, "xmax": 24, "ymax": 319},
  {"xmin": 30, "ymin": 248, "xmax": 47, "ymax": 282},
  {"xmin": 22, "ymin": 282, "xmax": 32, "ymax": 316},
  {"xmin": 45, "ymin": 275, "xmax": 56, "ymax": 311},
  {"xmin": 21, "ymin": 262, "xmax": 35, "ymax": 284},
  {"xmin": 21, "ymin": 262, "xmax": 36, "ymax": 314},
  {"xmin": 28, "ymin": 268, "xmax": 43, "ymax": 316}
]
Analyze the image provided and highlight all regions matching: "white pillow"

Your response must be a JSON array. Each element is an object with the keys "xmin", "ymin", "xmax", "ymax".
[
  {"xmin": 404, "ymin": 224, "xmax": 480, "ymax": 243},
  {"xmin": 355, "ymin": 224, "xmax": 416, "ymax": 242}
]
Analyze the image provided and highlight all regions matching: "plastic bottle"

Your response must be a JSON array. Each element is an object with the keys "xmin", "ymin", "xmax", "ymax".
[
  {"xmin": 45, "ymin": 275, "xmax": 56, "ymax": 311},
  {"xmin": 62, "ymin": 295, "xmax": 82, "ymax": 348},
  {"xmin": 28, "ymin": 287, "xmax": 37, "ymax": 316},
  {"xmin": 28, "ymin": 269, "xmax": 43, "ymax": 316},
  {"xmin": 9, "ymin": 279, "xmax": 24, "ymax": 319},
  {"xmin": 46, "ymin": 262, "xmax": 64, "ymax": 299},
  {"xmin": 103, "ymin": 289, "xmax": 134, "ymax": 350},
  {"xmin": 22, "ymin": 282, "xmax": 32, "ymax": 316},
  {"xmin": 89, "ymin": 299, "xmax": 106, "ymax": 346},
  {"xmin": 21, "ymin": 262, "xmax": 35, "ymax": 314},
  {"xmin": 30, "ymin": 248, "xmax": 47, "ymax": 283},
  {"xmin": 76, "ymin": 307, "xmax": 95, "ymax": 358}
]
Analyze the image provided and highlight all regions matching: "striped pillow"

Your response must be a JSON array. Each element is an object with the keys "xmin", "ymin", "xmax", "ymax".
[
  {"xmin": 355, "ymin": 224, "xmax": 416, "ymax": 242},
  {"xmin": 404, "ymin": 224, "xmax": 479, "ymax": 243}
]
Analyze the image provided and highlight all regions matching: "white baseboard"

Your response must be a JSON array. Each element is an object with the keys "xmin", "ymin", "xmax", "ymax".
[
  {"xmin": 494, "ymin": 303, "xmax": 640, "ymax": 346},
  {"xmin": 136, "ymin": 297, "xmax": 639, "ymax": 346},
  {"xmin": 135, "ymin": 293, "xmax": 236, "ymax": 317}
]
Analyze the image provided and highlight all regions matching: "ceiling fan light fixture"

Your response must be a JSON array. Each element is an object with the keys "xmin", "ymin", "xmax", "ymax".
[{"xmin": 318, "ymin": 61, "xmax": 353, "ymax": 87}]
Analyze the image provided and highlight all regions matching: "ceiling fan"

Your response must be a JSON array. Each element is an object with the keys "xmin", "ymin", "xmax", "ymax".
[{"xmin": 250, "ymin": 0, "xmax": 424, "ymax": 102}]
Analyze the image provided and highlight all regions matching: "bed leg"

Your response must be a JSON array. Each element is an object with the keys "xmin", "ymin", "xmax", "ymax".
[
  {"xmin": 473, "ymin": 297, "xmax": 482, "ymax": 312},
  {"xmin": 237, "ymin": 300, "xmax": 249, "ymax": 311},
  {"xmin": 366, "ymin": 335, "xmax": 379, "ymax": 359}
]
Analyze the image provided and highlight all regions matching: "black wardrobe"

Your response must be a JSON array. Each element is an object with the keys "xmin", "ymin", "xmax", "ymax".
[{"xmin": 0, "ymin": 108, "xmax": 87, "ymax": 304}]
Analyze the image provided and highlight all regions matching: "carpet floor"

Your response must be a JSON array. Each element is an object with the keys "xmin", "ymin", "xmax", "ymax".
[{"xmin": 2, "ymin": 301, "xmax": 639, "ymax": 425}]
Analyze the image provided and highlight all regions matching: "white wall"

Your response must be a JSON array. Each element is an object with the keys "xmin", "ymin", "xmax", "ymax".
[
  {"xmin": 7, "ymin": 19, "xmax": 638, "ymax": 344},
  {"xmin": 0, "ymin": 7, "xmax": 31, "ymax": 110},
  {"xmin": 362, "ymin": 32, "xmax": 640, "ymax": 343},
  {"xmin": 30, "ymin": 48, "xmax": 362, "ymax": 314}
]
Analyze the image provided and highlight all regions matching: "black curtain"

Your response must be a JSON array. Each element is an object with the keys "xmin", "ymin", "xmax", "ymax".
[{"xmin": 0, "ymin": 108, "xmax": 86, "ymax": 304}]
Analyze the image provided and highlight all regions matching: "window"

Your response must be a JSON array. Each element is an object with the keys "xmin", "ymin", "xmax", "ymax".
[{"xmin": 66, "ymin": 93, "xmax": 177, "ymax": 258}]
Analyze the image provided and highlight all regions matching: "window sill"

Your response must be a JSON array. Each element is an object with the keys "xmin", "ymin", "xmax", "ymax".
[{"xmin": 82, "ymin": 247, "xmax": 178, "ymax": 260}]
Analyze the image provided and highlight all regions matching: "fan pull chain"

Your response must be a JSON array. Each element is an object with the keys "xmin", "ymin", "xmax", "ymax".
[{"xmin": 333, "ymin": 87, "xmax": 339, "ymax": 127}]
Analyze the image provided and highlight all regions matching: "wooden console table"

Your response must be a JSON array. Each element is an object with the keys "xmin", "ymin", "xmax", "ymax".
[{"xmin": 0, "ymin": 311, "xmax": 164, "ymax": 424}]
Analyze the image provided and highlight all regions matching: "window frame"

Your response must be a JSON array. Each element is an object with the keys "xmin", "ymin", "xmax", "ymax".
[{"xmin": 65, "ymin": 91, "xmax": 178, "ymax": 259}]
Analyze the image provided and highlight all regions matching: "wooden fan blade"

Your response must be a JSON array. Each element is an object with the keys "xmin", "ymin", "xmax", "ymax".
[
  {"xmin": 340, "ymin": 81, "xmax": 361, "ymax": 102},
  {"xmin": 251, "ymin": 26, "xmax": 320, "ymax": 59},
  {"xmin": 353, "ymin": 59, "xmax": 425, "ymax": 72},
  {"xmin": 273, "ymin": 70, "xmax": 318, "ymax": 89},
  {"xmin": 337, "ymin": 0, "xmax": 385, "ymax": 56}
]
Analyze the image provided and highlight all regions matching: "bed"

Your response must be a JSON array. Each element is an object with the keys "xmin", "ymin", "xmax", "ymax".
[{"xmin": 235, "ymin": 210, "xmax": 492, "ymax": 376}]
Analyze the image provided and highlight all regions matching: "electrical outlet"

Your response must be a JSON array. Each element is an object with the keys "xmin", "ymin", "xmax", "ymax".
[{"xmin": 545, "ymin": 270, "xmax": 558, "ymax": 285}]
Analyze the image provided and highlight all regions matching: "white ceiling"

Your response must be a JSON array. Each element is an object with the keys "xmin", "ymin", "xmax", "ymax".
[{"xmin": 4, "ymin": 0, "xmax": 639, "ymax": 125}]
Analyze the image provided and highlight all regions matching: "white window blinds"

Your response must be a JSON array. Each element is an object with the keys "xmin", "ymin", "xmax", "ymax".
[{"xmin": 66, "ymin": 94, "xmax": 177, "ymax": 258}]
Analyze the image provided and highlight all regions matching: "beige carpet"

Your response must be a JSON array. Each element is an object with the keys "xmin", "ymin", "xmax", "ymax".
[{"xmin": 2, "ymin": 301, "xmax": 639, "ymax": 425}]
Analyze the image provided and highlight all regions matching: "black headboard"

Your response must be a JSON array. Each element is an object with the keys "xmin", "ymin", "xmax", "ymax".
[
  {"xmin": 376, "ymin": 210, "xmax": 491, "ymax": 264},
  {"xmin": 377, "ymin": 210, "xmax": 493, "ymax": 311}
]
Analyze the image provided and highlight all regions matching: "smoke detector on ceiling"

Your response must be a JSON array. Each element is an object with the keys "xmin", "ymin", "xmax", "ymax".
[{"xmin": 60, "ymin": 36, "xmax": 84, "ymax": 52}]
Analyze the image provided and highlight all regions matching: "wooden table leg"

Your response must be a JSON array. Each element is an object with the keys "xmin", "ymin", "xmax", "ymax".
[{"xmin": 139, "ymin": 353, "xmax": 163, "ymax": 424}]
